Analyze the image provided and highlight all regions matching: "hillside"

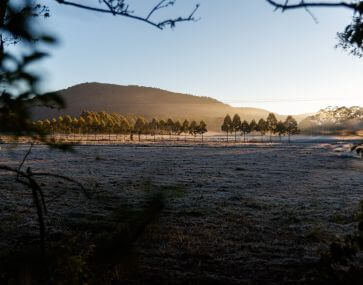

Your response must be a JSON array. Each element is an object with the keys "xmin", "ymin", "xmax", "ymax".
[
  {"xmin": 299, "ymin": 106, "xmax": 363, "ymax": 135},
  {"xmin": 32, "ymin": 83, "xmax": 308, "ymax": 130},
  {"xmin": 303, "ymin": 106, "xmax": 363, "ymax": 125}
]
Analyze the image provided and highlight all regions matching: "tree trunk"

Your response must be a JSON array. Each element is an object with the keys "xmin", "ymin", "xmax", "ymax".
[
  {"xmin": 227, "ymin": 132, "xmax": 229, "ymax": 143},
  {"xmin": 235, "ymin": 131, "xmax": 237, "ymax": 142}
]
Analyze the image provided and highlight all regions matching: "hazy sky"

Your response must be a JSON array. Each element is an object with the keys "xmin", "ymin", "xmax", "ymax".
[{"xmin": 36, "ymin": 0, "xmax": 362, "ymax": 114}]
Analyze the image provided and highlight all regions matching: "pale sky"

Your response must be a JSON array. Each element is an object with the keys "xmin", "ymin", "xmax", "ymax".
[{"xmin": 34, "ymin": 0, "xmax": 363, "ymax": 114}]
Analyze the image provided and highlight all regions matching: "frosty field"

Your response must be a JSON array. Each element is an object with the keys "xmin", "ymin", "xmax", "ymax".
[{"xmin": 0, "ymin": 141, "xmax": 362, "ymax": 283}]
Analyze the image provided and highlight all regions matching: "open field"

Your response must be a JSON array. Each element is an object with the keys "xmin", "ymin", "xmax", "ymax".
[{"xmin": 0, "ymin": 141, "xmax": 362, "ymax": 284}]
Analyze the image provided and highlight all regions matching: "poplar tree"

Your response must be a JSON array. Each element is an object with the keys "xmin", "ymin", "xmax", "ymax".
[
  {"xmin": 198, "ymin": 120, "xmax": 208, "ymax": 142},
  {"xmin": 257, "ymin": 118, "xmax": 268, "ymax": 142},
  {"xmin": 240, "ymin": 120, "xmax": 251, "ymax": 143},
  {"xmin": 284, "ymin": 116, "xmax": 299, "ymax": 143},
  {"xmin": 266, "ymin": 113, "xmax": 278, "ymax": 142},
  {"xmin": 182, "ymin": 119, "xmax": 189, "ymax": 142},
  {"xmin": 221, "ymin": 114, "xmax": 232, "ymax": 143},
  {"xmin": 232, "ymin": 114, "xmax": 241, "ymax": 142}
]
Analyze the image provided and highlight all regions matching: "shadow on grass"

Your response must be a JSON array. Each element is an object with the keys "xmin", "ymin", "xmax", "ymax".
[{"xmin": 0, "ymin": 183, "xmax": 171, "ymax": 284}]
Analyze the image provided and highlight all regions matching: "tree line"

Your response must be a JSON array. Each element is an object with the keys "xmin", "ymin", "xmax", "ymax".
[
  {"xmin": 32, "ymin": 111, "xmax": 208, "ymax": 142},
  {"xmin": 31, "ymin": 111, "xmax": 300, "ymax": 143},
  {"xmin": 221, "ymin": 113, "xmax": 299, "ymax": 142}
]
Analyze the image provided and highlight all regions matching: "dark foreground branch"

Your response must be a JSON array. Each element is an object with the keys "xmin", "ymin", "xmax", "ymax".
[{"xmin": 0, "ymin": 164, "xmax": 89, "ymax": 253}]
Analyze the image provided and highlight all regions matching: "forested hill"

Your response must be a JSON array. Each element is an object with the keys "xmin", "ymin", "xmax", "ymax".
[
  {"xmin": 32, "ymin": 83, "xmax": 308, "ymax": 130},
  {"xmin": 299, "ymin": 106, "xmax": 363, "ymax": 134}
]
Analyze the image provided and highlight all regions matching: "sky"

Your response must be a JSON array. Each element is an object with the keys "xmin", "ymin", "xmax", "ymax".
[{"xmin": 32, "ymin": 0, "xmax": 363, "ymax": 115}]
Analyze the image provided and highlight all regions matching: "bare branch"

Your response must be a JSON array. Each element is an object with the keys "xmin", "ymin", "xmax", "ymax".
[
  {"xmin": 0, "ymin": 163, "xmax": 89, "ymax": 252},
  {"xmin": 265, "ymin": 0, "xmax": 358, "ymax": 12},
  {"xmin": 146, "ymin": 0, "xmax": 174, "ymax": 20},
  {"xmin": 55, "ymin": 0, "xmax": 200, "ymax": 30},
  {"xmin": 16, "ymin": 142, "xmax": 34, "ymax": 179}
]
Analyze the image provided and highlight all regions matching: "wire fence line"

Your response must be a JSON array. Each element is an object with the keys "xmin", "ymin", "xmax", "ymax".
[{"xmin": 0, "ymin": 133, "xmax": 361, "ymax": 146}]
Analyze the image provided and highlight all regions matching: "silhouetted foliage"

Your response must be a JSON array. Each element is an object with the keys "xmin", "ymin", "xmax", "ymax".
[
  {"xmin": 319, "ymin": 201, "xmax": 363, "ymax": 284},
  {"xmin": 266, "ymin": 1, "xmax": 363, "ymax": 56}
]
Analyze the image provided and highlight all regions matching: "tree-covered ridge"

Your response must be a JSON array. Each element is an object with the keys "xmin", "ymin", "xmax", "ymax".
[
  {"xmin": 305, "ymin": 106, "xmax": 363, "ymax": 125},
  {"xmin": 299, "ymin": 106, "xmax": 363, "ymax": 135},
  {"xmin": 32, "ymin": 111, "xmax": 208, "ymax": 141}
]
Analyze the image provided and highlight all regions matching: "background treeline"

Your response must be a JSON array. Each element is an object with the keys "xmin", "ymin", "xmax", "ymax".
[
  {"xmin": 299, "ymin": 106, "xmax": 363, "ymax": 136},
  {"xmin": 221, "ymin": 113, "xmax": 299, "ymax": 142},
  {"xmin": 32, "ymin": 111, "xmax": 208, "ymax": 141},
  {"xmin": 32, "ymin": 111, "xmax": 299, "ymax": 143}
]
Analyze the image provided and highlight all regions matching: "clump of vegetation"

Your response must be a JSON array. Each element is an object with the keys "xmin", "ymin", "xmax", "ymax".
[
  {"xmin": 0, "ymin": 192, "xmax": 165, "ymax": 284},
  {"xmin": 318, "ymin": 201, "xmax": 363, "ymax": 284}
]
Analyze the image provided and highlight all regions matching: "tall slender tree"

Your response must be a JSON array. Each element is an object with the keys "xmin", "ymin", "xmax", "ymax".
[
  {"xmin": 189, "ymin": 120, "xmax": 198, "ymax": 142},
  {"xmin": 149, "ymin": 118, "xmax": 159, "ymax": 142},
  {"xmin": 134, "ymin": 117, "xmax": 146, "ymax": 142},
  {"xmin": 266, "ymin": 113, "xmax": 278, "ymax": 142},
  {"xmin": 197, "ymin": 120, "xmax": 208, "ymax": 142},
  {"xmin": 257, "ymin": 118, "xmax": 268, "ymax": 142},
  {"xmin": 166, "ymin": 118, "xmax": 174, "ymax": 140},
  {"xmin": 221, "ymin": 114, "xmax": 233, "ymax": 143},
  {"xmin": 182, "ymin": 119, "xmax": 189, "ymax": 142},
  {"xmin": 240, "ymin": 120, "xmax": 251, "ymax": 143},
  {"xmin": 232, "ymin": 114, "xmax": 241, "ymax": 142},
  {"xmin": 173, "ymin": 120, "xmax": 182, "ymax": 140},
  {"xmin": 275, "ymin": 120, "xmax": 286, "ymax": 142},
  {"xmin": 284, "ymin": 116, "xmax": 299, "ymax": 143}
]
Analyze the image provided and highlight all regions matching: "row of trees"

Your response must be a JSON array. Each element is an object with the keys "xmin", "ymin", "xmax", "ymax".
[
  {"xmin": 221, "ymin": 113, "xmax": 299, "ymax": 142},
  {"xmin": 32, "ymin": 111, "xmax": 300, "ymax": 143},
  {"xmin": 32, "ymin": 111, "xmax": 208, "ymax": 142}
]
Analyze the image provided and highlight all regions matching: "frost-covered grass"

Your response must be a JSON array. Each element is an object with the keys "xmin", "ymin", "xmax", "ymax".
[{"xmin": 0, "ymin": 142, "xmax": 362, "ymax": 283}]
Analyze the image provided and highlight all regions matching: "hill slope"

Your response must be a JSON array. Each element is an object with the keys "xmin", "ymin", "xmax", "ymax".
[
  {"xmin": 299, "ymin": 106, "xmax": 363, "ymax": 135},
  {"xmin": 32, "ymin": 83, "xmax": 309, "ymax": 130}
]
